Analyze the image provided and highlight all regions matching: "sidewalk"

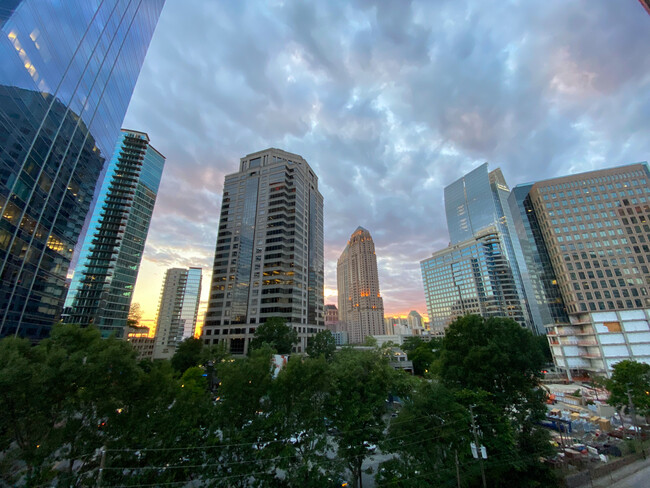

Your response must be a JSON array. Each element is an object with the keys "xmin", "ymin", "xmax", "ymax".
[{"xmin": 590, "ymin": 455, "xmax": 650, "ymax": 488}]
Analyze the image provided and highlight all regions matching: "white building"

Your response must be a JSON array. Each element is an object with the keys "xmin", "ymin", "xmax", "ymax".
[
  {"xmin": 547, "ymin": 309, "xmax": 650, "ymax": 378},
  {"xmin": 153, "ymin": 267, "xmax": 202, "ymax": 359}
]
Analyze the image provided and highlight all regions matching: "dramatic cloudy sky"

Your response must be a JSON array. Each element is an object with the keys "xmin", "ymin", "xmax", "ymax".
[{"xmin": 123, "ymin": 0, "xmax": 650, "ymax": 323}]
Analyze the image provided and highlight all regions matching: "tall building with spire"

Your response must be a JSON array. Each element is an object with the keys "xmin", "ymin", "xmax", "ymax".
[
  {"xmin": 202, "ymin": 148, "xmax": 324, "ymax": 355},
  {"xmin": 63, "ymin": 130, "xmax": 165, "ymax": 338},
  {"xmin": 337, "ymin": 226, "xmax": 384, "ymax": 344},
  {"xmin": 0, "ymin": 0, "xmax": 165, "ymax": 340},
  {"xmin": 153, "ymin": 267, "xmax": 202, "ymax": 359}
]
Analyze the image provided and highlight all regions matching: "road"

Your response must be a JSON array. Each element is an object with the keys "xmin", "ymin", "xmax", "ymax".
[{"xmin": 593, "ymin": 456, "xmax": 650, "ymax": 488}]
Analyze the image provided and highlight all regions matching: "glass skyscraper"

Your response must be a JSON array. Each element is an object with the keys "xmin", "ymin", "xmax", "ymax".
[
  {"xmin": 202, "ymin": 148, "xmax": 324, "ymax": 355},
  {"xmin": 64, "ymin": 130, "xmax": 165, "ymax": 338},
  {"xmin": 153, "ymin": 267, "xmax": 202, "ymax": 359},
  {"xmin": 422, "ymin": 164, "xmax": 538, "ymax": 333},
  {"xmin": 508, "ymin": 184, "xmax": 569, "ymax": 328},
  {"xmin": 0, "ymin": 0, "xmax": 165, "ymax": 339}
]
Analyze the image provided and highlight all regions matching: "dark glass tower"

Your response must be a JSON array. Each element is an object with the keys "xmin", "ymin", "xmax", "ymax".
[
  {"xmin": 202, "ymin": 148, "xmax": 324, "ymax": 355},
  {"xmin": 0, "ymin": 0, "xmax": 165, "ymax": 339},
  {"xmin": 63, "ymin": 130, "xmax": 165, "ymax": 338},
  {"xmin": 508, "ymin": 184, "xmax": 569, "ymax": 328}
]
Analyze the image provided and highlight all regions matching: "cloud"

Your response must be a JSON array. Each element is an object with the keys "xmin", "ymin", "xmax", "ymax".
[{"xmin": 124, "ymin": 0, "xmax": 650, "ymax": 319}]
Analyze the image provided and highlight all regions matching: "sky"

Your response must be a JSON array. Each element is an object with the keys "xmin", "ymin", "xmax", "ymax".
[{"xmin": 123, "ymin": 0, "xmax": 650, "ymax": 323}]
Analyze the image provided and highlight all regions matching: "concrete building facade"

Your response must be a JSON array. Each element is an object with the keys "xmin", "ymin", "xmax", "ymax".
[{"xmin": 514, "ymin": 163, "xmax": 650, "ymax": 377}]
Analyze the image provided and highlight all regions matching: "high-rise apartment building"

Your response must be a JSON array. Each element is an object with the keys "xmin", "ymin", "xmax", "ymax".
[
  {"xmin": 422, "ymin": 164, "xmax": 538, "ymax": 333},
  {"xmin": 337, "ymin": 226, "xmax": 384, "ymax": 344},
  {"xmin": 512, "ymin": 163, "xmax": 650, "ymax": 377},
  {"xmin": 202, "ymin": 148, "xmax": 324, "ymax": 355},
  {"xmin": 153, "ymin": 267, "xmax": 202, "ymax": 359},
  {"xmin": 0, "ymin": 0, "xmax": 165, "ymax": 340},
  {"xmin": 63, "ymin": 130, "xmax": 165, "ymax": 338}
]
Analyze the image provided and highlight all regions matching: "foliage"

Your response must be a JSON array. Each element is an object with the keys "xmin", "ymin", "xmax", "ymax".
[
  {"xmin": 378, "ymin": 381, "xmax": 469, "ymax": 487},
  {"xmin": 401, "ymin": 336, "xmax": 441, "ymax": 375},
  {"xmin": 249, "ymin": 317, "xmax": 298, "ymax": 354},
  {"xmin": 170, "ymin": 337, "xmax": 204, "ymax": 374},
  {"xmin": 269, "ymin": 356, "xmax": 342, "ymax": 486},
  {"xmin": 437, "ymin": 315, "xmax": 556, "ymax": 488},
  {"xmin": 0, "ymin": 324, "xmax": 143, "ymax": 487},
  {"xmin": 606, "ymin": 360, "xmax": 650, "ymax": 416},
  {"xmin": 534, "ymin": 334, "xmax": 554, "ymax": 364},
  {"xmin": 0, "ymin": 317, "xmax": 561, "ymax": 487},
  {"xmin": 306, "ymin": 329, "xmax": 336, "ymax": 360},
  {"xmin": 329, "ymin": 348, "xmax": 399, "ymax": 488},
  {"xmin": 363, "ymin": 335, "xmax": 378, "ymax": 347}
]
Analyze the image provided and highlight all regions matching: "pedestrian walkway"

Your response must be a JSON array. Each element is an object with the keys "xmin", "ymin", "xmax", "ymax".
[{"xmin": 590, "ymin": 455, "xmax": 650, "ymax": 488}]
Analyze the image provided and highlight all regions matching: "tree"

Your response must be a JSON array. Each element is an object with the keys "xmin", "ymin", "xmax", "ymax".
[
  {"xmin": 378, "ymin": 381, "xmax": 469, "ymax": 487},
  {"xmin": 171, "ymin": 337, "xmax": 204, "ymax": 374},
  {"xmin": 534, "ymin": 334, "xmax": 553, "ymax": 364},
  {"xmin": 268, "ymin": 356, "xmax": 342, "ymax": 486},
  {"xmin": 437, "ymin": 315, "xmax": 556, "ymax": 488},
  {"xmin": 328, "ymin": 348, "xmax": 400, "ymax": 488},
  {"xmin": 606, "ymin": 360, "xmax": 650, "ymax": 417},
  {"xmin": 363, "ymin": 335, "xmax": 378, "ymax": 348},
  {"xmin": 401, "ymin": 337, "xmax": 441, "ymax": 376},
  {"xmin": 249, "ymin": 317, "xmax": 297, "ymax": 354},
  {"xmin": 307, "ymin": 329, "xmax": 336, "ymax": 360},
  {"xmin": 0, "ymin": 323, "xmax": 143, "ymax": 487}
]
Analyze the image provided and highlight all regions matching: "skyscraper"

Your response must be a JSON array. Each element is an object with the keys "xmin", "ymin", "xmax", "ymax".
[
  {"xmin": 153, "ymin": 267, "xmax": 202, "ymax": 359},
  {"xmin": 202, "ymin": 148, "xmax": 324, "ymax": 355},
  {"xmin": 422, "ymin": 164, "xmax": 538, "ymax": 333},
  {"xmin": 0, "ymin": 0, "xmax": 165, "ymax": 340},
  {"xmin": 337, "ymin": 226, "xmax": 384, "ymax": 344},
  {"xmin": 511, "ymin": 163, "xmax": 650, "ymax": 377},
  {"xmin": 63, "ymin": 130, "xmax": 165, "ymax": 338}
]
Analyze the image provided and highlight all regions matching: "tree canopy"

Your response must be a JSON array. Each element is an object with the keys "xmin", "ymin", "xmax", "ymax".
[
  {"xmin": 306, "ymin": 329, "xmax": 336, "ymax": 360},
  {"xmin": 248, "ymin": 317, "xmax": 298, "ymax": 354},
  {"xmin": 0, "ymin": 317, "xmax": 560, "ymax": 488},
  {"xmin": 606, "ymin": 359, "xmax": 650, "ymax": 417}
]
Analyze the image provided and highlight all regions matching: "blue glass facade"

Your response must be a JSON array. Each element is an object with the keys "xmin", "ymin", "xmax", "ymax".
[
  {"xmin": 421, "ymin": 228, "xmax": 527, "ymax": 332},
  {"xmin": 444, "ymin": 163, "xmax": 496, "ymax": 245},
  {"xmin": 0, "ymin": 0, "xmax": 165, "ymax": 339},
  {"xmin": 64, "ymin": 130, "xmax": 164, "ymax": 338},
  {"xmin": 440, "ymin": 165, "xmax": 537, "ymax": 330}
]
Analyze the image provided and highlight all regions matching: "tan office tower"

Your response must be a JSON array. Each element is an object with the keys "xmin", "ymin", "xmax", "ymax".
[
  {"xmin": 337, "ymin": 227, "xmax": 384, "ymax": 343},
  {"xmin": 512, "ymin": 162, "xmax": 650, "ymax": 377}
]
